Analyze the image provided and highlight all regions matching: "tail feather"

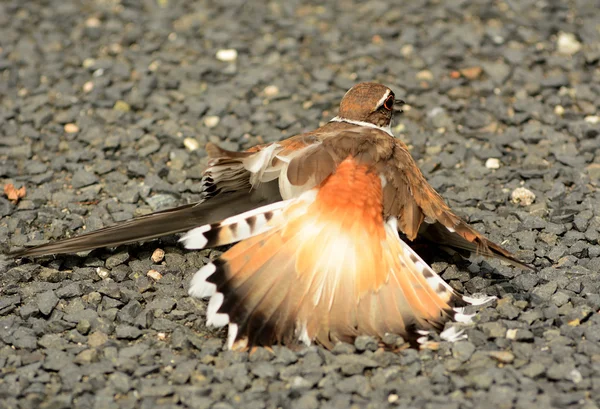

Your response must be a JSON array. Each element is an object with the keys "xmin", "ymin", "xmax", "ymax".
[{"xmin": 10, "ymin": 192, "xmax": 273, "ymax": 258}]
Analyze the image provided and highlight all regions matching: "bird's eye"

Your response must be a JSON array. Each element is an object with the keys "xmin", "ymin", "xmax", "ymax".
[{"xmin": 383, "ymin": 95, "xmax": 394, "ymax": 111}]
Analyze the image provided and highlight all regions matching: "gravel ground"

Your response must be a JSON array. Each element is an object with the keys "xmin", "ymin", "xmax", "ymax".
[{"xmin": 1, "ymin": 0, "xmax": 600, "ymax": 408}]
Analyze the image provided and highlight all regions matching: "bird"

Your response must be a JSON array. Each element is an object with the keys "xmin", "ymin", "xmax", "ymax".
[{"xmin": 10, "ymin": 82, "xmax": 532, "ymax": 350}]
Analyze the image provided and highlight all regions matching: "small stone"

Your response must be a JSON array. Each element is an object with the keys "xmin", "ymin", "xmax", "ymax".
[
  {"xmin": 82, "ymin": 58, "xmax": 95, "ymax": 68},
  {"xmin": 96, "ymin": 267, "xmax": 109, "ymax": 279},
  {"xmin": 506, "ymin": 329, "xmax": 518, "ymax": 340},
  {"xmin": 568, "ymin": 369, "xmax": 583, "ymax": 384},
  {"xmin": 557, "ymin": 32, "xmax": 581, "ymax": 55},
  {"xmin": 216, "ymin": 49, "xmax": 238, "ymax": 62},
  {"xmin": 532, "ymin": 281, "xmax": 557, "ymax": 301},
  {"xmin": 113, "ymin": 100, "xmax": 131, "ymax": 112},
  {"xmin": 183, "ymin": 137, "xmax": 199, "ymax": 152},
  {"xmin": 487, "ymin": 351, "xmax": 515, "ymax": 363},
  {"xmin": 521, "ymin": 362, "xmax": 545, "ymax": 378},
  {"xmin": 77, "ymin": 320, "xmax": 91, "ymax": 335},
  {"xmin": 147, "ymin": 269, "xmax": 163, "ymax": 281},
  {"xmin": 75, "ymin": 349, "xmax": 98, "ymax": 364},
  {"xmin": 554, "ymin": 105, "xmax": 565, "ymax": 116},
  {"xmin": 416, "ymin": 70, "xmax": 433, "ymax": 81},
  {"xmin": 400, "ymin": 44, "xmax": 413, "ymax": 56},
  {"xmin": 511, "ymin": 187, "xmax": 535, "ymax": 206},
  {"xmin": 88, "ymin": 331, "xmax": 109, "ymax": 347},
  {"xmin": 506, "ymin": 328, "xmax": 534, "ymax": 341},
  {"xmin": 250, "ymin": 362, "xmax": 276, "ymax": 378},
  {"xmin": 584, "ymin": 115, "xmax": 599, "ymax": 124},
  {"xmin": 204, "ymin": 116, "xmax": 220, "ymax": 128},
  {"xmin": 354, "ymin": 335, "xmax": 378, "ymax": 352},
  {"xmin": 587, "ymin": 164, "xmax": 600, "ymax": 181},
  {"xmin": 71, "ymin": 169, "xmax": 98, "ymax": 188},
  {"xmin": 151, "ymin": 248, "xmax": 165, "ymax": 263},
  {"xmin": 388, "ymin": 394, "xmax": 399, "ymax": 403},
  {"xmin": 106, "ymin": 252, "xmax": 129, "ymax": 269},
  {"xmin": 452, "ymin": 341, "xmax": 475, "ymax": 362},
  {"xmin": 263, "ymin": 85, "xmax": 279, "ymax": 97},
  {"xmin": 85, "ymin": 17, "xmax": 101, "ymax": 28},
  {"xmin": 460, "ymin": 66, "xmax": 483, "ymax": 80},
  {"xmin": 83, "ymin": 81, "xmax": 94, "ymax": 93},
  {"xmin": 485, "ymin": 158, "xmax": 500, "ymax": 169},
  {"xmin": 37, "ymin": 290, "xmax": 59, "ymax": 316},
  {"xmin": 64, "ymin": 123, "xmax": 79, "ymax": 133},
  {"xmin": 116, "ymin": 324, "xmax": 143, "ymax": 340}
]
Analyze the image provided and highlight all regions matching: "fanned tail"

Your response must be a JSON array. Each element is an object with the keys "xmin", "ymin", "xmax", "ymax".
[{"xmin": 186, "ymin": 158, "xmax": 492, "ymax": 350}]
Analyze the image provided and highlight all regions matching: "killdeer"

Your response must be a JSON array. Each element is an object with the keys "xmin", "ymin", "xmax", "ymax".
[{"xmin": 11, "ymin": 82, "xmax": 532, "ymax": 349}]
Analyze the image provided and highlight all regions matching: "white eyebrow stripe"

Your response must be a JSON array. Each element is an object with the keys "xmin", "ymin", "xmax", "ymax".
[
  {"xmin": 375, "ymin": 89, "xmax": 391, "ymax": 109},
  {"xmin": 329, "ymin": 116, "xmax": 393, "ymax": 136}
]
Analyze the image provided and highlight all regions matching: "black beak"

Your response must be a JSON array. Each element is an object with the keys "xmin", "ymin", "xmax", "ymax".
[{"xmin": 393, "ymin": 99, "xmax": 405, "ymax": 114}]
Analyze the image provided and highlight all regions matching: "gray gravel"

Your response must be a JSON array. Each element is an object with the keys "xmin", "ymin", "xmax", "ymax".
[{"xmin": 1, "ymin": 0, "xmax": 600, "ymax": 408}]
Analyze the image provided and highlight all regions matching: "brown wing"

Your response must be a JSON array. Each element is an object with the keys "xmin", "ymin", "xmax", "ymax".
[{"xmin": 381, "ymin": 139, "xmax": 534, "ymax": 271}]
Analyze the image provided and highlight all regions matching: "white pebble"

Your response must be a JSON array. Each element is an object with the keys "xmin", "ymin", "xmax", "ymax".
[
  {"xmin": 83, "ymin": 81, "xmax": 94, "ymax": 93},
  {"xmin": 584, "ymin": 115, "xmax": 599, "ymax": 124},
  {"xmin": 82, "ymin": 58, "xmax": 96, "ymax": 68},
  {"xmin": 64, "ymin": 123, "xmax": 79, "ymax": 134},
  {"xmin": 554, "ymin": 105, "xmax": 565, "ymax": 116},
  {"xmin": 569, "ymin": 369, "xmax": 583, "ymax": 384},
  {"xmin": 85, "ymin": 17, "xmax": 101, "ymax": 28},
  {"xmin": 263, "ymin": 85, "xmax": 279, "ymax": 97},
  {"xmin": 216, "ymin": 49, "xmax": 238, "ymax": 62},
  {"xmin": 96, "ymin": 267, "xmax": 109, "ymax": 279},
  {"xmin": 557, "ymin": 32, "xmax": 581, "ymax": 55},
  {"xmin": 183, "ymin": 137, "xmax": 199, "ymax": 152},
  {"xmin": 204, "ymin": 116, "xmax": 220, "ymax": 128},
  {"xmin": 485, "ymin": 158, "xmax": 500, "ymax": 169},
  {"xmin": 511, "ymin": 187, "xmax": 536, "ymax": 206}
]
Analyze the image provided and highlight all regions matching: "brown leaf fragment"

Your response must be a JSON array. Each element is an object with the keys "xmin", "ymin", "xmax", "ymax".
[{"xmin": 4, "ymin": 183, "xmax": 26, "ymax": 203}]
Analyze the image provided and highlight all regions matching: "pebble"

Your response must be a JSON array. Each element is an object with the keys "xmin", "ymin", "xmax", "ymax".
[
  {"xmin": 511, "ymin": 187, "xmax": 536, "ymax": 206},
  {"xmin": 485, "ymin": 158, "xmax": 500, "ymax": 169},
  {"xmin": 183, "ymin": 137, "xmax": 200, "ymax": 151},
  {"xmin": 113, "ymin": 100, "xmax": 131, "ymax": 112},
  {"xmin": 151, "ymin": 248, "xmax": 165, "ymax": 263},
  {"xmin": 96, "ymin": 267, "xmax": 110, "ymax": 279},
  {"xmin": 263, "ymin": 85, "xmax": 279, "ymax": 97},
  {"xmin": 216, "ymin": 49, "xmax": 238, "ymax": 62},
  {"xmin": 584, "ymin": 115, "xmax": 599, "ymax": 124},
  {"xmin": 487, "ymin": 351, "xmax": 515, "ymax": 364},
  {"xmin": 556, "ymin": 32, "xmax": 582, "ymax": 55},
  {"xmin": 204, "ymin": 116, "xmax": 220, "ymax": 128},
  {"xmin": 36, "ymin": 290, "xmax": 59, "ymax": 316},
  {"xmin": 460, "ymin": 66, "xmax": 483, "ymax": 80},
  {"xmin": 64, "ymin": 123, "xmax": 79, "ymax": 133},
  {"xmin": 147, "ymin": 269, "xmax": 163, "ymax": 281},
  {"xmin": 88, "ymin": 331, "xmax": 109, "ymax": 348}
]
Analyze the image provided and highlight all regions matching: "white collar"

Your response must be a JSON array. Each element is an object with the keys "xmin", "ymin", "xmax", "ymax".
[{"xmin": 329, "ymin": 116, "xmax": 393, "ymax": 136}]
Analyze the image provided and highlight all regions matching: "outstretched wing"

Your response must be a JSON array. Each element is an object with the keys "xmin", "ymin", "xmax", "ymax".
[
  {"xmin": 10, "ymin": 135, "xmax": 319, "ymax": 258},
  {"xmin": 380, "ymin": 139, "xmax": 534, "ymax": 270}
]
